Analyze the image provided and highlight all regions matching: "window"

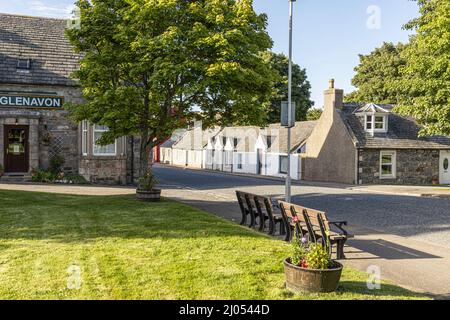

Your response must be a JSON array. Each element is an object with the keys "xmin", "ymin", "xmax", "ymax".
[
  {"xmin": 279, "ymin": 155, "xmax": 288, "ymax": 174},
  {"xmin": 374, "ymin": 116, "xmax": 385, "ymax": 129},
  {"xmin": 225, "ymin": 150, "xmax": 233, "ymax": 165},
  {"xmin": 237, "ymin": 153, "xmax": 243, "ymax": 169},
  {"xmin": 17, "ymin": 58, "xmax": 31, "ymax": 70},
  {"xmin": 93, "ymin": 125, "xmax": 116, "ymax": 156},
  {"xmin": 380, "ymin": 151, "xmax": 396, "ymax": 179},
  {"xmin": 81, "ymin": 120, "xmax": 88, "ymax": 156},
  {"xmin": 365, "ymin": 115, "xmax": 373, "ymax": 130},
  {"xmin": 298, "ymin": 144, "xmax": 307, "ymax": 154},
  {"xmin": 365, "ymin": 114, "xmax": 387, "ymax": 132}
]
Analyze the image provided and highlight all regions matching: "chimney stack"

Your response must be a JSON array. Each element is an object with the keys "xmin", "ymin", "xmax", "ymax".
[{"xmin": 324, "ymin": 78, "xmax": 343, "ymax": 112}]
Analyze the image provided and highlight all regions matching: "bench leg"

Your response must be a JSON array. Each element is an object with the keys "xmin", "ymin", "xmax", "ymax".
[
  {"xmin": 336, "ymin": 239, "xmax": 347, "ymax": 260},
  {"xmin": 249, "ymin": 211, "xmax": 256, "ymax": 228},
  {"xmin": 284, "ymin": 225, "xmax": 293, "ymax": 242},
  {"xmin": 258, "ymin": 215, "xmax": 266, "ymax": 232},
  {"xmin": 279, "ymin": 221, "xmax": 286, "ymax": 236},
  {"xmin": 268, "ymin": 218, "xmax": 275, "ymax": 235},
  {"xmin": 239, "ymin": 211, "xmax": 247, "ymax": 226}
]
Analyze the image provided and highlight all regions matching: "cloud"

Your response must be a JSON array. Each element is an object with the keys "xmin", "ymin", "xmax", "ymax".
[{"xmin": 27, "ymin": 0, "xmax": 75, "ymax": 18}]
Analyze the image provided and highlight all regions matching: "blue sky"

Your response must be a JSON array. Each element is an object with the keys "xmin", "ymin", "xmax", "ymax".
[{"xmin": 0, "ymin": 0, "xmax": 419, "ymax": 107}]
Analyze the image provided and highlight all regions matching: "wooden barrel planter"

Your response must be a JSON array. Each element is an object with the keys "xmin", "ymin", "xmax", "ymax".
[
  {"xmin": 284, "ymin": 258, "xmax": 343, "ymax": 293},
  {"xmin": 136, "ymin": 189, "xmax": 161, "ymax": 202}
]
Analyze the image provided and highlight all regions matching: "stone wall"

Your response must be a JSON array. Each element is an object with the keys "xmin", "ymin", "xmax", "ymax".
[
  {"xmin": 0, "ymin": 84, "xmax": 82, "ymax": 174},
  {"xmin": 79, "ymin": 156, "xmax": 127, "ymax": 185},
  {"xmin": 359, "ymin": 149, "xmax": 440, "ymax": 185}
]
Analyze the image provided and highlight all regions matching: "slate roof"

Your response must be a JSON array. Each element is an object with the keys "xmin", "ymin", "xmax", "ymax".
[
  {"xmin": 268, "ymin": 121, "xmax": 317, "ymax": 153},
  {"xmin": 0, "ymin": 13, "xmax": 80, "ymax": 86},
  {"xmin": 173, "ymin": 127, "xmax": 221, "ymax": 150},
  {"xmin": 340, "ymin": 104, "xmax": 450, "ymax": 149},
  {"xmin": 160, "ymin": 129, "xmax": 188, "ymax": 148}
]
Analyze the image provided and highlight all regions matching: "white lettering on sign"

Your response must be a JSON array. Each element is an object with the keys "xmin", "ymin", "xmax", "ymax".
[{"xmin": 0, "ymin": 94, "xmax": 64, "ymax": 108}]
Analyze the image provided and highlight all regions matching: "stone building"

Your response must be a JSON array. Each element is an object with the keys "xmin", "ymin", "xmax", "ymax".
[
  {"xmin": 0, "ymin": 13, "xmax": 138, "ymax": 184},
  {"xmin": 304, "ymin": 80, "xmax": 450, "ymax": 185}
]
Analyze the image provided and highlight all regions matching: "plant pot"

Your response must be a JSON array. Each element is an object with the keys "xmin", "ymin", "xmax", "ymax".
[
  {"xmin": 136, "ymin": 188, "xmax": 161, "ymax": 202},
  {"xmin": 284, "ymin": 258, "xmax": 343, "ymax": 294}
]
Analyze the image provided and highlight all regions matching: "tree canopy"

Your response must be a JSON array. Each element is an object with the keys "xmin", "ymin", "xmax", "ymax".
[
  {"xmin": 346, "ymin": 0, "xmax": 449, "ymax": 136},
  {"xmin": 66, "ymin": 0, "xmax": 276, "ymax": 185},
  {"xmin": 344, "ymin": 42, "xmax": 407, "ymax": 105},
  {"xmin": 264, "ymin": 52, "xmax": 314, "ymax": 123},
  {"xmin": 396, "ymin": 0, "xmax": 450, "ymax": 136}
]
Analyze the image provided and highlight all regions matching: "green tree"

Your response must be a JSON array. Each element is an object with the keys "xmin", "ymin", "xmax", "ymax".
[
  {"xmin": 306, "ymin": 108, "xmax": 322, "ymax": 121},
  {"xmin": 264, "ymin": 52, "xmax": 313, "ymax": 123},
  {"xmin": 66, "ymin": 0, "xmax": 276, "ymax": 189},
  {"xmin": 396, "ymin": 0, "xmax": 450, "ymax": 136},
  {"xmin": 345, "ymin": 42, "xmax": 407, "ymax": 104}
]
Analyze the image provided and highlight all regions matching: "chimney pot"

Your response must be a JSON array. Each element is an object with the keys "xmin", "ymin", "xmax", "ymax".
[{"xmin": 329, "ymin": 79, "xmax": 335, "ymax": 89}]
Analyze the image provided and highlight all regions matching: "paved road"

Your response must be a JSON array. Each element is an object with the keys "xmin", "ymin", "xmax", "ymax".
[
  {"xmin": 154, "ymin": 165, "xmax": 450, "ymax": 247},
  {"xmin": 154, "ymin": 164, "xmax": 450, "ymax": 298}
]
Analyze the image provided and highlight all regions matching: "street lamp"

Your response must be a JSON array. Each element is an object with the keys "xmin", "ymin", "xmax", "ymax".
[{"xmin": 286, "ymin": 0, "xmax": 296, "ymax": 203}]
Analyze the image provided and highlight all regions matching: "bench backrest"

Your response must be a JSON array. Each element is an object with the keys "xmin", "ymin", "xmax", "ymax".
[
  {"xmin": 236, "ymin": 191, "xmax": 275, "ymax": 218},
  {"xmin": 279, "ymin": 201, "xmax": 331, "ymax": 231}
]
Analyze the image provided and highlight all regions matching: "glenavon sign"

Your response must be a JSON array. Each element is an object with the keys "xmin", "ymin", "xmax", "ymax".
[{"xmin": 0, "ymin": 94, "xmax": 64, "ymax": 108}]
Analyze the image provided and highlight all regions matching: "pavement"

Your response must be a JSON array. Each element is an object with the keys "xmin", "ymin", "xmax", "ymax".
[
  {"xmin": 351, "ymin": 184, "xmax": 450, "ymax": 199},
  {"xmin": 0, "ymin": 182, "xmax": 135, "ymax": 196},
  {"xmin": 1, "ymin": 165, "xmax": 450, "ymax": 298}
]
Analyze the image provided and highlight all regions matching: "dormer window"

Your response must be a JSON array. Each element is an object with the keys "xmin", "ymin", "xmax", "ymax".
[
  {"xmin": 17, "ymin": 58, "xmax": 31, "ymax": 70},
  {"xmin": 365, "ymin": 114, "xmax": 387, "ymax": 133}
]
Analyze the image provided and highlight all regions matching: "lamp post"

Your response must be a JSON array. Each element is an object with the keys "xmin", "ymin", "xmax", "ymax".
[{"xmin": 286, "ymin": 0, "xmax": 296, "ymax": 202}]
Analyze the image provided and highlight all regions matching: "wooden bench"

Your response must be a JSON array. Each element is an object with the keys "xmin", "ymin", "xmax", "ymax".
[
  {"xmin": 278, "ymin": 201, "xmax": 353, "ymax": 259},
  {"xmin": 235, "ymin": 191, "xmax": 285, "ymax": 235}
]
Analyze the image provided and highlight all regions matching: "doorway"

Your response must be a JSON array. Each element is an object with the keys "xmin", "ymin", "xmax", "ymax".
[
  {"xmin": 3, "ymin": 125, "xmax": 29, "ymax": 173},
  {"xmin": 440, "ymin": 151, "xmax": 450, "ymax": 184}
]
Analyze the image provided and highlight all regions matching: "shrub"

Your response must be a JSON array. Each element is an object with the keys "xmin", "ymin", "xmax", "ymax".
[
  {"xmin": 65, "ymin": 175, "xmax": 89, "ymax": 185},
  {"xmin": 138, "ymin": 171, "xmax": 159, "ymax": 191},
  {"xmin": 31, "ymin": 169, "xmax": 56, "ymax": 183},
  {"xmin": 49, "ymin": 155, "xmax": 65, "ymax": 175}
]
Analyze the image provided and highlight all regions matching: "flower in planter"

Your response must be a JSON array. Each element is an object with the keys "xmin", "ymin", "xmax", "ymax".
[{"xmin": 290, "ymin": 232, "xmax": 332, "ymax": 270}]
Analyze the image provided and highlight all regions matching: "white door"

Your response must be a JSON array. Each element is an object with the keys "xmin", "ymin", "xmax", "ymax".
[{"xmin": 440, "ymin": 151, "xmax": 450, "ymax": 184}]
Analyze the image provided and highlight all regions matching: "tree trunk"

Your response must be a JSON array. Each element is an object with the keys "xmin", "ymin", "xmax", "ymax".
[{"xmin": 138, "ymin": 127, "xmax": 152, "ymax": 190}]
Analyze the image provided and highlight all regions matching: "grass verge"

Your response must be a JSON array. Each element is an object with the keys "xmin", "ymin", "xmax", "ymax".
[{"xmin": 0, "ymin": 190, "xmax": 427, "ymax": 299}]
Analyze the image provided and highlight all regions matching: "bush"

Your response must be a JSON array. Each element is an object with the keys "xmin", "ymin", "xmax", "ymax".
[
  {"xmin": 64, "ymin": 175, "xmax": 89, "ymax": 185},
  {"xmin": 31, "ymin": 169, "xmax": 57, "ymax": 183},
  {"xmin": 49, "ymin": 155, "xmax": 65, "ymax": 175}
]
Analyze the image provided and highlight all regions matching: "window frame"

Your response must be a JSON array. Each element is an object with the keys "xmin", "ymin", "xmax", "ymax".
[
  {"xmin": 279, "ymin": 155, "xmax": 288, "ymax": 174},
  {"xmin": 237, "ymin": 153, "xmax": 243, "ymax": 169},
  {"xmin": 81, "ymin": 120, "xmax": 88, "ymax": 156},
  {"xmin": 365, "ymin": 114, "xmax": 387, "ymax": 132},
  {"xmin": 380, "ymin": 150, "xmax": 396, "ymax": 179},
  {"xmin": 93, "ymin": 124, "xmax": 117, "ymax": 156}
]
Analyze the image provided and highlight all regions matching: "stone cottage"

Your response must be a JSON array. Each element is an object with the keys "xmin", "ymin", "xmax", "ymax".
[
  {"xmin": 0, "ymin": 13, "xmax": 139, "ymax": 184},
  {"xmin": 304, "ymin": 80, "xmax": 450, "ymax": 185}
]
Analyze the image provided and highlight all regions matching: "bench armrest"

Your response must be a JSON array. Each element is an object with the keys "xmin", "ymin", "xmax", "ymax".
[{"xmin": 329, "ymin": 221, "xmax": 349, "ymax": 236}]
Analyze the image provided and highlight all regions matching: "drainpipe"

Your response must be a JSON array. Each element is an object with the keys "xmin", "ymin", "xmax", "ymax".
[{"xmin": 355, "ymin": 148, "xmax": 360, "ymax": 185}]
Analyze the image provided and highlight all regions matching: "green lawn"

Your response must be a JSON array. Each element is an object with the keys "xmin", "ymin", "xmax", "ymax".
[{"xmin": 0, "ymin": 189, "xmax": 427, "ymax": 300}]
